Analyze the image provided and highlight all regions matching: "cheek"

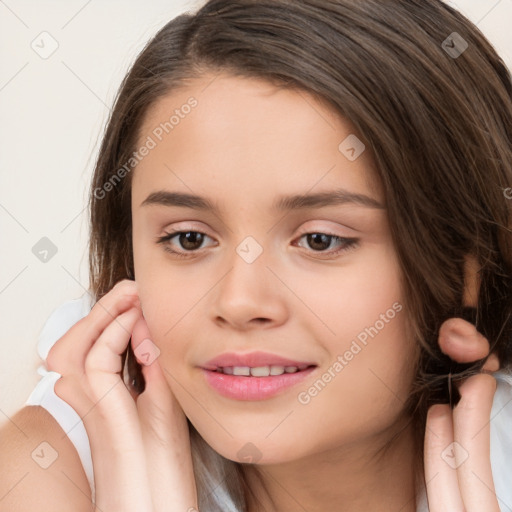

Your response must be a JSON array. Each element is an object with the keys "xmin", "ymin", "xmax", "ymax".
[
  {"xmin": 293, "ymin": 242, "xmax": 404, "ymax": 348},
  {"xmin": 132, "ymin": 239, "xmax": 179, "ymax": 341},
  {"xmin": 133, "ymin": 235, "xmax": 187, "ymax": 343},
  {"xmin": 306, "ymin": 244, "xmax": 414, "ymax": 416},
  {"xmin": 289, "ymin": 315, "xmax": 414, "ymax": 455},
  {"xmin": 133, "ymin": 273, "xmax": 206, "ymax": 378},
  {"xmin": 135, "ymin": 285, "xmax": 182, "ymax": 345}
]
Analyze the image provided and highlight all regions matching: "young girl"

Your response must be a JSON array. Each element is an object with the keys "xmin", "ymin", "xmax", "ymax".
[{"xmin": 1, "ymin": 0, "xmax": 511, "ymax": 510}]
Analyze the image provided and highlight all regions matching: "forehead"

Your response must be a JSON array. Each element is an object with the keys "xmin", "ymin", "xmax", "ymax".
[{"xmin": 132, "ymin": 73, "xmax": 383, "ymax": 208}]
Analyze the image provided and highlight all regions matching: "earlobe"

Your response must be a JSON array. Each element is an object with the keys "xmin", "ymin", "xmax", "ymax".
[{"xmin": 462, "ymin": 254, "xmax": 480, "ymax": 307}]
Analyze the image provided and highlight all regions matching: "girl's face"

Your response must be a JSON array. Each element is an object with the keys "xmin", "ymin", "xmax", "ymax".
[{"xmin": 131, "ymin": 73, "xmax": 417, "ymax": 464}]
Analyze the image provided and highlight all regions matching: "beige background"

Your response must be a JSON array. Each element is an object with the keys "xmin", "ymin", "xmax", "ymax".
[{"xmin": 1, "ymin": 0, "xmax": 511, "ymax": 426}]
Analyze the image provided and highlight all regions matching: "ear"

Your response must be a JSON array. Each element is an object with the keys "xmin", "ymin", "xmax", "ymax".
[{"xmin": 462, "ymin": 254, "xmax": 480, "ymax": 307}]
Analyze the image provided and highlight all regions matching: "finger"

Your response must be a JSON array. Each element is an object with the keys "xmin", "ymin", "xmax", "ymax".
[
  {"xmin": 481, "ymin": 353, "xmax": 500, "ymax": 373},
  {"xmin": 438, "ymin": 318, "xmax": 490, "ymax": 363},
  {"xmin": 131, "ymin": 317, "xmax": 199, "ymax": 511},
  {"xmin": 131, "ymin": 315, "xmax": 168, "ymax": 394},
  {"xmin": 131, "ymin": 316, "xmax": 180, "ymax": 422},
  {"xmin": 54, "ymin": 374, "xmax": 96, "ymax": 419},
  {"xmin": 453, "ymin": 373, "xmax": 500, "ymax": 511},
  {"xmin": 424, "ymin": 404, "xmax": 465, "ymax": 511},
  {"xmin": 81, "ymin": 306, "xmax": 144, "ymax": 434},
  {"xmin": 54, "ymin": 307, "xmax": 143, "ymax": 427},
  {"xmin": 86, "ymin": 305, "xmax": 142, "ymax": 376},
  {"xmin": 139, "ymin": 363, "xmax": 198, "ymax": 512},
  {"xmin": 46, "ymin": 279, "xmax": 140, "ymax": 373},
  {"xmin": 84, "ymin": 280, "xmax": 140, "ymax": 344}
]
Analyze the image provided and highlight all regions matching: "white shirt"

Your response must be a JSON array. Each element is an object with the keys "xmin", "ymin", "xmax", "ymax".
[{"xmin": 25, "ymin": 292, "xmax": 512, "ymax": 511}]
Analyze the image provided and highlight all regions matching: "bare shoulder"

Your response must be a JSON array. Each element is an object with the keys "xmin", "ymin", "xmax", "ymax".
[{"xmin": 0, "ymin": 405, "xmax": 93, "ymax": 512}]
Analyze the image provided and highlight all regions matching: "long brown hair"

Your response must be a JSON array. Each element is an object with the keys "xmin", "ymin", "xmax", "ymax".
[{"xmin": 87, "ymin": 0, "xmax": 512, "ymax": 509}]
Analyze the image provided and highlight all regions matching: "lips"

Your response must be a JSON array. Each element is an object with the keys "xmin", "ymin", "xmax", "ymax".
[
  {"xmin": 201, "ymin": 365, "xmax": 317, "ymax": 400},
  {"xmin": 201, "ymin": 350, "xmax": 317, "ymax": 371}
]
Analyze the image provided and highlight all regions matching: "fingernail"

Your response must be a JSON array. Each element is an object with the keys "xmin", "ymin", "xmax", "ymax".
[
  {"xmin": 481, "ymin": 353, "xmax": 500, "ymax": 373},
  {"xmin": 446, "ymin": 318, "xmax": 476, "ymax": 339}
]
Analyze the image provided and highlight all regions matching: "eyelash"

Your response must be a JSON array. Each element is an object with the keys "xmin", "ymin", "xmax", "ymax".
[{"xmin": 155, "ymin": 229, "xmax": 359, "ymax": 259}]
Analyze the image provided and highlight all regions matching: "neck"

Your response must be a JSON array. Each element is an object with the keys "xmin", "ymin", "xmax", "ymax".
[{"xmin": 243, "ymin": 416, "xmax": 422, "ymax": 512}]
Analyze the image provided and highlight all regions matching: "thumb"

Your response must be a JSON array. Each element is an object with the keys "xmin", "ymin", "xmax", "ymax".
[
  {"xmin": 130, "ymin": 313, "xmax": 169, "ymax": 395},
  {"xmin": 130, "ymin": 314, "xmax": 183, "ymax": 414},
  {"xmin": 438, "ymin": 317, "xmax": 489, "ymax": 363},
  {"xmin": 130, "ymin": 315, "xmax": 198, "ymax": 511}
]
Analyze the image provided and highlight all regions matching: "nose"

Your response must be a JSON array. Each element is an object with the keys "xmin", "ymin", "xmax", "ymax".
[{"xmin": 210, "ymin": 241, "xmax": 288, "ymax": 331}]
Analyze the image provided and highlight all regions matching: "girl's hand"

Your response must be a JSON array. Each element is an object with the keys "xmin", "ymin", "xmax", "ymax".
[
  {"xmin": 424, "ymin": 317, "xmax": 501, "ymax": 511},
  {"xmin": 45, "ymin": 279, "xmax": 199, "ymax": 512}
]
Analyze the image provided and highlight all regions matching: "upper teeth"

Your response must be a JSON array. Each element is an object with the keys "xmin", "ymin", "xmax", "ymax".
[{"xmin": 217, "ymin": 365, "xmax": 308, "ymax": 376}]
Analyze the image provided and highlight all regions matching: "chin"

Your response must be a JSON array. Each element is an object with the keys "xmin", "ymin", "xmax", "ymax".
[{"xmin": 197, "ymin": 433, "xmax": 301, "ymax": 466}]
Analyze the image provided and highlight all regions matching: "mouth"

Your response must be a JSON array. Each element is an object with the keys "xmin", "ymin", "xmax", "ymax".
[
  {"xmin": 200, "ymin": 364, "xmax": 318, "ymax": 401},
  {"xmin": 209, "ymin": 364, "xmax": 316, "ymax": 377},
  {"xmin": 201, "ymin": 350, "xmax": 317, "ymax": 373}
]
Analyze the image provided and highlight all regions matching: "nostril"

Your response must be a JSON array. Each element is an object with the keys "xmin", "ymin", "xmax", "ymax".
[{"xmin": 253, "ymin": 318, "xmax": 270, "ymax": 324}]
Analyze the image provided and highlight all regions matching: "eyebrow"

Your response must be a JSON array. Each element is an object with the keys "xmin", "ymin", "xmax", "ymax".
[{"xmin": 140, "ymin": 188, "xmax": 385, "ymax": 212}]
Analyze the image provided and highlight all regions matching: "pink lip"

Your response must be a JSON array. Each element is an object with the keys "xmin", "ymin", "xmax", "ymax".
[
  {"xmin": 201, "ymin": 366, "xmax": 317, "ymax": 401},
  {"xmin": 201, "ymin": 350, "xmax": 316, "ymax": 370}
]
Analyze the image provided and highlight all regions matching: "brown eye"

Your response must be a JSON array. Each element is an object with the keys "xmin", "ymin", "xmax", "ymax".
[
  {"xmin": 175, "ymin": 231, "xmax": 205, "ymax": 251},
  {"xmin": 155, "ymin": 230, "xmax": 214, "ymax": 258},
  {"xmin": 305, "ymin": 233, "xmax": 333, "ymax": 251},
  {"xmin": 295, "ymin": 232, "xmax": 359, "ymax": 257}
]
